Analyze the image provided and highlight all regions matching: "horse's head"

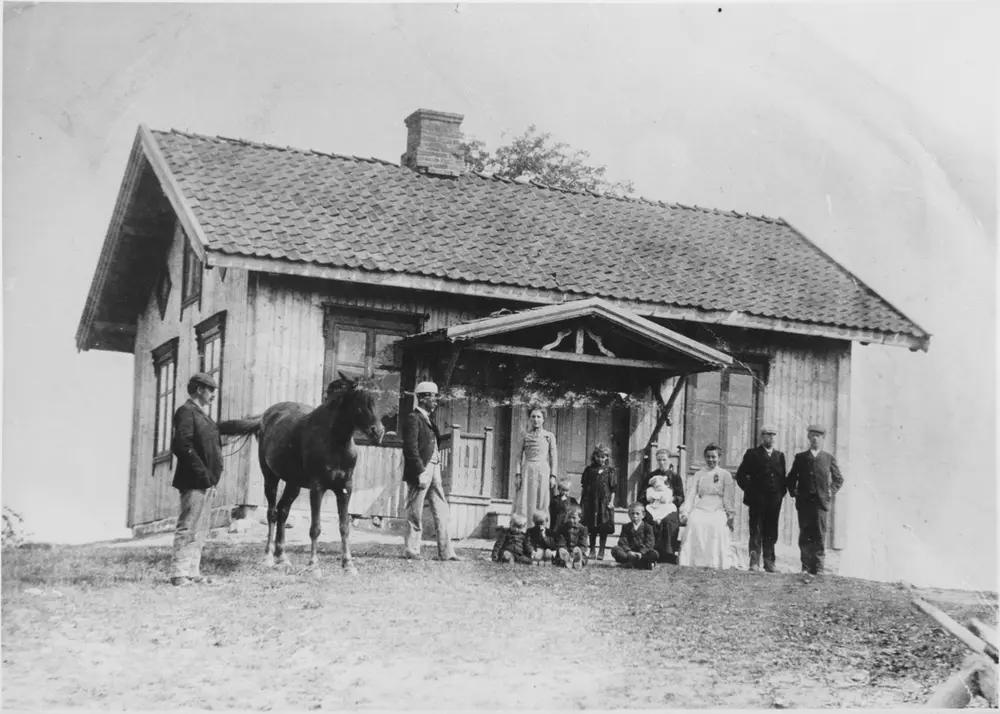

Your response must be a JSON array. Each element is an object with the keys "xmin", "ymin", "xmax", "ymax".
[{"xmin": 328, "ymin": 372, "xmax": 385, "ymax": 445}]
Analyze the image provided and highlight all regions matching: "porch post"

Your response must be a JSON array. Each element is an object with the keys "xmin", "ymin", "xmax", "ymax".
[
  {"xmin": 446, "ymin": 423, "xmax": 461, "ymax": 495},
  {"xmin": 482, "ymin": 426, "xmax": 495, "ymax": 497}
]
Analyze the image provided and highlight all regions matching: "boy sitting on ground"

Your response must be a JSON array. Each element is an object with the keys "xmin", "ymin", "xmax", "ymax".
[
  {"xmin": 612, "ymin": 502, "xmax": 659, "ymax": 570},
  {"xmin": 554, "ymin": 506, "xmax": 590, "ymax": 570},
  {"xmin": 549, "ymin": 477, "xmax": 580, "ymax": 534},
  {"xmin": 491, "ymin": 513, "xmax": 534, "ymax": 564},
  {"xmin": 527, "ymin": 510, "xmax": 556, "ymax": 565}
]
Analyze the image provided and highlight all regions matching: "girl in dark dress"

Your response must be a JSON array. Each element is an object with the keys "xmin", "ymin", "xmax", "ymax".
[{"xmin": 580, "ymin": 444, "xmax": 617, "ymax": 560}]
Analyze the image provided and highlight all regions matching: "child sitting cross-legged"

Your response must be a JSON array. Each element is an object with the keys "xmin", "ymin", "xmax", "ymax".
[
  {"xmin": 491, "ymin": 513, "xmax": 534, "ymax": 564},
  {"xmin": 611, "ymin": 502, "xmax": 659, "ymax": 570},
  {"xmin": 553, "ymin": 506, "xmax": 590, "ymax": 569},
  {"xmin": 527, "ymin": 510, "xmax": 556, "ymax": 565}
]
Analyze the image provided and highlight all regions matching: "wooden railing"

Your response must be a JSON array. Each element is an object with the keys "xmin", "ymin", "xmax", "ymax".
[{"xmin": 439, "ymin": 425, "xmax": 495, "ymax": 497}]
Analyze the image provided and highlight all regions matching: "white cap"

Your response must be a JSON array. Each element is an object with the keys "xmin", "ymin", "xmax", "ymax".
[{"xmin": 414, "ymin": 381, "xmax": 439, "ymax": 395}]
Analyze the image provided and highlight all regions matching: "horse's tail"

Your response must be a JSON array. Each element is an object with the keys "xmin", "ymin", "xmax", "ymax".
[
  {"xmin": 218, "ymin": 416, "xmax": 262, "ymax": 457},
  {"xmin": 218, "ymin": 416, "xmax": 262, "ymax": 437}
]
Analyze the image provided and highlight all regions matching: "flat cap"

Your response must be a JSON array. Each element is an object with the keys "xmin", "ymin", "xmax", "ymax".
[
  {"xmin": 806, "ymin": 424, "xmax": 826, "ymax": 435},
  {"xmin": 189, "ymin": 372, "xmax": 217, "ymax": 390},
  {"xmin": 761, "ymin": 424, "xmax": 778, "ymax": 434},
  {"xmin": 414, "ymin": 381, "xmax": 439, "ymax": 395}
]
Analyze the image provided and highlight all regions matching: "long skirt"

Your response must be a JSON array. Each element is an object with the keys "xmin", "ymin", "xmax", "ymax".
[
  {"xmin": 679, "ymin": 508, "xmax": 731, "ymax": 569},
  {"xmin": 515, "ymin": 460, "xmax": 551, "ymax": 518}
]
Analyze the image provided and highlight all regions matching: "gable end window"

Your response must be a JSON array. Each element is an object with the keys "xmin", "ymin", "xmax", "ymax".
[
  {"xmin": 196, "ymin": 312, "xmax": 226, "ymax": 423},
  {"xmin": 684, "ymin": 364, "xmax": 764, "ymax": 474},
  {"xmin": 322, "ymin": 306, "xmax": 421, "ymax": 442},
  {"xmin": 152, "ymin": 338, "xmax": 180, "ymax": 465},
  {"xmin": 181, "ymin": 235, "xmax": 202, "ymax": 310}
]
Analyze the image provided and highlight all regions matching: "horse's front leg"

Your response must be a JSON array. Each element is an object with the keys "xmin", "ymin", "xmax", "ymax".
[
  {"xmin": 336, "ymin": 479, "xmax": 356, "ymax": 576},
  {"xmin": 308, "ymin": 485, "xmax": 325, "ymax": 573}
]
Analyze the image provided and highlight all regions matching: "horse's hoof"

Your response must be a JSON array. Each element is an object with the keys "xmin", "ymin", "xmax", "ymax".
[
  {"xmin": 264, "ymin": 554, "xmax": 275, "ymax": 568},
  {"xmin": 343, "ymin": 562, "xmax": 358, "ymax": 577},
  {"xmin": 278, "ymin": 556, "xmax": 293, "ymax": 569}
]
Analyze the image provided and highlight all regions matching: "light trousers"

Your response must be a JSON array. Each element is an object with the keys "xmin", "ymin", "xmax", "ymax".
[
  {"xmin": 404, "ymin": 461, "xmax": 456, "ymax": 558},
  {"xmin": 172, "ymin": 487, "xmax": 214, "ymax": 578}
]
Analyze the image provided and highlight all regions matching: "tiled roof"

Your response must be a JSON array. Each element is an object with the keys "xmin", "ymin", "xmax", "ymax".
[{"xmin": 152, "ymin": 129, "xmax": 925, "ymax": 338}]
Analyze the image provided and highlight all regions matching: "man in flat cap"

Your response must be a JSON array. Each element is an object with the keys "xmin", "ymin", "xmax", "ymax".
[
  {"xmin": 735, "ymin": 424, "xmax": 787, "ymax": 572},
  {"xmin": 170, "ymin": 372, "xmax": 224, "ymax": 586},
  {"xmin": 786, "ymin": 425, "xmax": 844, "ymax": 575},
  {"xmin": 401, "ymin": 381, "xmax": 460, "ymax": 561}
]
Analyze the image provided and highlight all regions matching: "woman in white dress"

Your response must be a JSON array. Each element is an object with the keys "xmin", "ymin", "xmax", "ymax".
[
  {"xmin": 678, "ymin": 443, "xmax": 737, "ymax": 569},
  {"xmin": 514, "ymin": 407, "xmax": 558, "ymax": 518}
]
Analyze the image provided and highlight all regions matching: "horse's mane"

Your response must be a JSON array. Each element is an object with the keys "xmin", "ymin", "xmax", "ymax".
[{"xmin": 323, "ymin": 376, "xmax": 376, "ymax": 411}]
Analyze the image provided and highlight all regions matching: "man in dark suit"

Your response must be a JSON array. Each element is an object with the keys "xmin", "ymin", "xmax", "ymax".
[
  {"xmin": 735, "ymin": 425, "xmax": 786, "ymax": 573},
  {"xmin": 401, "ymin": 381, "xmax": 460, "ymax": 561},
  {"xmin": 170, "ymin": 372, "xmax": 224, "ymax": 586},
  {"xmin": 785, "ymin": 425, "xmax": 844, "ymax": 575}
]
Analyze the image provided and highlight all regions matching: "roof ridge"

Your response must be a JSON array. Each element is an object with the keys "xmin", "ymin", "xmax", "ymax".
[{"xmin": 155, "ymin": 128, "xmax": 398, "ymax": 168}]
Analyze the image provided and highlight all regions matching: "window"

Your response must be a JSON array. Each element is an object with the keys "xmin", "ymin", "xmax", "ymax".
[
  {"xmin": 152, "ymin": 338, "xmax": 179, "ymax": 462},
  {"xmin": 684, "ymin": 366, "xmax": 762, "ymax": 473},
  {"xmin": 181, "ymin": 236, "xmax": 202, "ymax": 309},
  {"xmin": 323, "ymin": 308, "xmax": 420, "ymax": 439},
  {"xmin": 196, "ymin": 312, "xmax": 226, "ymax": 422}
]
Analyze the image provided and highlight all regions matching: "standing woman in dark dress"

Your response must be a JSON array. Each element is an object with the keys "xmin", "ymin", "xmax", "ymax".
[{"xmin": 580, "ymin": 444, "xmax": 617, "ymax": 561}]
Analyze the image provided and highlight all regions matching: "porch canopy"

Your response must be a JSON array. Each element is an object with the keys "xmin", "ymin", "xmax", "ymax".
[{"xmin": 399, "ymin": 296, "xmax": 733, "ymax": 402}]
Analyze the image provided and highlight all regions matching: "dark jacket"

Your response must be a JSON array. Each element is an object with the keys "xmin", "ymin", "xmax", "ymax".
[
  {"xmin": 555, "ymin": 522, "xmax": 590, "ymax": 551},
  {"xmin": 616, "ymin": 521, "xmax": 657, "ymax": 555},
  {"xmin": 492, "ymin": 527, "xmax": 533, "ymax": 563},
  {"xmin": 640, "ymin": 467, "xmax": 685, "ymax": 511},
  {"xmin": 171, "ymin": 399, "xmax": 223, "ymax": 491},
  {"xmin": 402, "ymin": 409, "xmax": 441, "ymax": 488},
  {"xmin": 548, "ymin": 491, "xmax": 580, "ymax": 533},
  {"xmin": 786, "ymin": 450, "xmax": 844, "ymax": 511},
  {"xmin": 527, "ymin": 524, "xmax": 555, "ymax": 551},
  {"xmin": 735, "ymin": 446, "xmax": 787, "ymax": 506}
]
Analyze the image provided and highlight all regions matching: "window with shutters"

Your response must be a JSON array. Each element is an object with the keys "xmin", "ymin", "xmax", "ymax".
[
  {"xmin": 196, "ymin": 312, "xmax": 226, "ymax": 423},
  {"xmin": 152, "ymin": 338, "xmax": 179, "ymax": 464},
  {"xmin": 684, "ymin": 366, "xmax": 763, "ymax": 473}
]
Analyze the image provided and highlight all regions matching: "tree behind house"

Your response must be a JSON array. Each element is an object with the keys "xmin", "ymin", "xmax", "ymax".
[{"xmin": 462, "ymin": 125, "xmax": 635, "ymax": 198}]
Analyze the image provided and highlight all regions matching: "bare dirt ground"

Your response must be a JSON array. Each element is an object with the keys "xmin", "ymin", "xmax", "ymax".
[{"xmin": 2, "ymin": 531, "xmax": 996, "ymax": 710}]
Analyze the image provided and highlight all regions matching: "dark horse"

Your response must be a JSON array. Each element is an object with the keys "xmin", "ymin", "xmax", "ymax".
[{"xmin": 219, "ymin": 373, "xmax": 384, "ymax": 575}]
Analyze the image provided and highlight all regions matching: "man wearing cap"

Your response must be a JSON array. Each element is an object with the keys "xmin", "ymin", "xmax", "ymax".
[
  {"xmin": 786, "ymin": 425, "xmax": 844, "ymax": 575},
  {"xmin": 170, "ymin": 372, "xmax": 224, "ymax": 586},
  {"xmin": 735, "ymin": 425, "xmax": 787, "ymax": 572},
  {"xmin": 401, "ymin": 381, "xmax": 460, "ymax": 561}
]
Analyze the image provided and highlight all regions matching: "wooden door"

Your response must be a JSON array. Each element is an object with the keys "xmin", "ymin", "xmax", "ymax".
[{"xmin": 510, "ymin": 405, "xmax": 627, "ymax": 504}]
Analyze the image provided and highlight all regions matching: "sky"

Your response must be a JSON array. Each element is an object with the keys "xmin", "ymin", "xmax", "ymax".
[{"xmin": 3, "ymin": 2, "xmax": 997, "ymax": 590}]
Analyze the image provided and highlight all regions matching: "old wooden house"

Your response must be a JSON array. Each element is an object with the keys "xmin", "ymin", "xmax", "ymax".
[{"xmin": 76, "ymin": 108, "xmax": 930, "ymax": 551}]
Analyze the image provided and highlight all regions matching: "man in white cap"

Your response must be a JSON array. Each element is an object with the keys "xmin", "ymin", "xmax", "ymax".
[
  {"xmin": 735, "ymin": 424, "xmax": 786, "ymax": 572},
  {"xmin": 786, "ymin": 425, "xmax": 844, "ymax": 575},
  {"xmin": 400, "ymin": 381, "xmax": 460, "ymax": 561}
]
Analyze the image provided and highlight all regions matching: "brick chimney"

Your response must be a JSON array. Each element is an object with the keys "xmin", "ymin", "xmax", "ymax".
[{"xmin": 400, "ymin": 109, "xmax": 466, "ymax": 177}]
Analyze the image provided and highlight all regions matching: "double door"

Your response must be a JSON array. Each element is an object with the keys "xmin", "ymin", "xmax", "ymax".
[{"xmin": 509, "ymin": 404, "xmax": 628, "ymax": 504}]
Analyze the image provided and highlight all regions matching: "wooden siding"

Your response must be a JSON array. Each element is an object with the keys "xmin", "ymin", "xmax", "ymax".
[
  {"xmin": 246, "ymin": 275, "xmax": 492, "ymax": 513},
  {"xmin": 128, "ymin": 264, "xmax": 853, "ymax": 553},
  {"xmin": 128, "ymin": 221, "xmax": 251, "ymax": 526}
]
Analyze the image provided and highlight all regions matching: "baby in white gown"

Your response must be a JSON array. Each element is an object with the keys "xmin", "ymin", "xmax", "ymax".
[{"xmin": 645, "ymin": 475, "xmax": 676, "ymax": 522}]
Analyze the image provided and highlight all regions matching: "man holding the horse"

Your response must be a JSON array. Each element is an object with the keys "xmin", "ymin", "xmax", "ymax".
[
  {"xmin": 401, "ymin": 381, "xmax": 461, "ymax": 561},
  {"xmin": 170, "ymin": 372, "xmax": 224, "ymax": 586}
]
